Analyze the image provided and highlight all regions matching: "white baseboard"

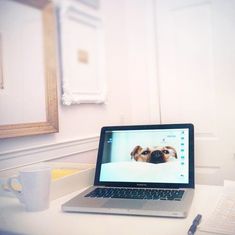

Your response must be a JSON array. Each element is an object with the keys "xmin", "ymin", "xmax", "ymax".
[{"xmin": 0, "ymin": 136, "xmax": 99, "ymax": 172}]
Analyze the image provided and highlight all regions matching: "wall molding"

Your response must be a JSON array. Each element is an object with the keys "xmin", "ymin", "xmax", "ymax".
[{"xmin": 0, "ymin": 136, "xmax": 99, "ymax": 172}]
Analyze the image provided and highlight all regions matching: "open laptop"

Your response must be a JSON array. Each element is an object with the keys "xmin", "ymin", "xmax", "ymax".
[{"xmin": 62, "ymin": 123, "xmax": 195, "ymax": 217}]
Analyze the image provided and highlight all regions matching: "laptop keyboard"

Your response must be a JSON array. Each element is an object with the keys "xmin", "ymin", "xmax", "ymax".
[{"xmin": 85, "ymin": 188, "xmax": 185, "ymax": 201}]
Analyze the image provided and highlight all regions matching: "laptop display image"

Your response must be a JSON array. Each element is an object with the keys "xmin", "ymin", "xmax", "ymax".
[{"xmin": 62, "ymin": 123, "xmax": 194, "ymax": 218}]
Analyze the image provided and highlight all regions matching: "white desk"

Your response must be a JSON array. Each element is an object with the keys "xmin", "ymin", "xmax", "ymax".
[{"xmin": 0, "ymin": 184, "xmax": 222, "ymax": 235}]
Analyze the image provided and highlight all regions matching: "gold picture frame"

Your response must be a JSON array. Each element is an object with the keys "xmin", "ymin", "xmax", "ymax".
[{"xmin": 0, "ymin": 0, "xmax": 58, "ymax": 139}]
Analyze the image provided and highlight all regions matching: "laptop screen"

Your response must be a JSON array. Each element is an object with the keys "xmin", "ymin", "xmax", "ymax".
[{"xmin": 95, "ymin": 124, "xmax": 194, "ymax": 188}]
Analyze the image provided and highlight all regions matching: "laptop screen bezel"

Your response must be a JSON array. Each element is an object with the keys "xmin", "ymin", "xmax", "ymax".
[{"xmin": 94, "ymin": 123, "xmax": 194, "ymax": 189}]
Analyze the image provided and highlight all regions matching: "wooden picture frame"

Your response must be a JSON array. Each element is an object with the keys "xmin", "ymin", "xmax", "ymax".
[
  {"xmin": 58, "ymin": 3, "xmax": 106, "ymax": 105},
  {"xmin": 0, "ymin": 0, "xmax": 58, "ymax": 139}
]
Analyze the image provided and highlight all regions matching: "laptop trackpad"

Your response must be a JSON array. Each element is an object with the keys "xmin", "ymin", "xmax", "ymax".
[{"xmin": 103, "ymin": 199, "xmax": 145, "ymax": 209}]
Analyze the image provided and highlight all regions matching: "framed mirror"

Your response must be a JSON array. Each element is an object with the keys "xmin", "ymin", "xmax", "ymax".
[{"xmin": 0, "ymin": 0, "xmax": 58, "ymax": 138}]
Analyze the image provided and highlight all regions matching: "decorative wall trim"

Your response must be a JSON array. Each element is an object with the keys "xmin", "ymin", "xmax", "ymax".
[
  {"xmin": 0, "ymin": 136, "xmax": 99, "ymax": 172},
  {"xmin": 0, "ymin": 32, "xmax": 4, "ymax": 90},
  {"xmin": 58, "ymin": 3, "xmax": 107, "ymax": 105},
  {"xmin": 77, "ymin": 0, "xmax": 100, "ymax": 9}
]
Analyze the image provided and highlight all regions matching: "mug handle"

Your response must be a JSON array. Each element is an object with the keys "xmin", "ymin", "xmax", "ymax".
[{"xmin": 7, "ymin": 176, "xmax": 24, "ymax": 203}]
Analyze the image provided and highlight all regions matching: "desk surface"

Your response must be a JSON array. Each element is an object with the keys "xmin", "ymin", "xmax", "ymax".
[{"xmin": 0, "ymin": 184, "xmax": 222, "ymax": 235}]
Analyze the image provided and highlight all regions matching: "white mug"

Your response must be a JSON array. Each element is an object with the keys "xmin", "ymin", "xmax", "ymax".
[{"xmin": 7, "ymin": 165, "xmax": 51, "ymax": 212}]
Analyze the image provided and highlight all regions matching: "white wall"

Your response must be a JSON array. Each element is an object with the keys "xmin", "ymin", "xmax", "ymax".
[
  {"xmin": 0, "ymin": 1, "xmax": 46, "ymax": 125},
  {"xmin": 1, "ymin": 0, "xmax": 234, "ymax": 186},
  {"xmin": 0, "ymin": 0, "xmax": 160, "ymax": 170}
]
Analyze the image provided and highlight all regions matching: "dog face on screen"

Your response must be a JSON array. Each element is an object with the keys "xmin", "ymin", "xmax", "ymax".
[{"xmin": 130, "ymin": 146, "xmax": 177, "ymax": 164}]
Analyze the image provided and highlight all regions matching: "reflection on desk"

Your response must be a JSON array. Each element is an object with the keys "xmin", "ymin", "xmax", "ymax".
[{"xmin": 0, "ymin": 184, "xmax": 223, "ymax": 235}]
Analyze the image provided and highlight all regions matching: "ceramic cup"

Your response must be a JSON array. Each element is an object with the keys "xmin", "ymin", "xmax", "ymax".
[{"xmin": 7, "ymin": 165, "xmax": 51, "ymax": 212}]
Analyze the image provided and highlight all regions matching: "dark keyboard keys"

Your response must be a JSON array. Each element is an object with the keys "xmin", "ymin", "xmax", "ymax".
[{"xmin": 85, "ymin": 188, "xmax": 185, "ymax": 201}]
